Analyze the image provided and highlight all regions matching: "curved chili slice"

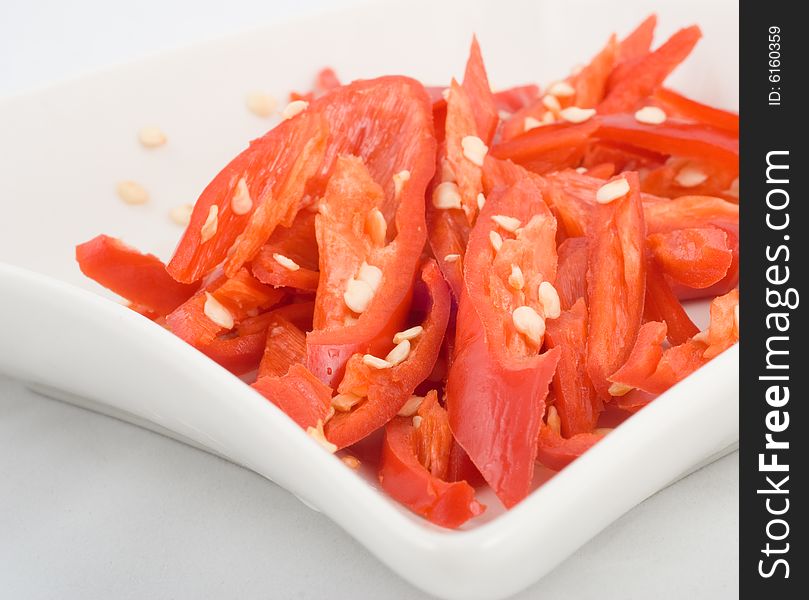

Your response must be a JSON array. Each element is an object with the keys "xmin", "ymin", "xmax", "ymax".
[
  {"xmin": 555, "ymin": 237, "xmax": 589, "ymax": 310},
  {"xmin": 536, "ymin": 418, "xmax": 604, "ymax": 471},
  {"xmin": 493, "ymin": 84, "xmax": 540, "ymax": 113},
  {"xmin": 304, "ymin": 78, "xmax": 437, "ymax": 386},
  {"xmin": 76, "ymin": 235, "xmax": 198, "ymax": 316},
  {"xmin": 599, "ymin": 25, "xmax": 702, "ymax": 113},
  {"xmin": 703, "ymin": 289, "xmax": 740, "ymax": 359},
  {"xmin": 644, "ymin": 258, "xmax": 699, "ymax": 346},
  {"xmin": 641, "ymin": 157, "xmax": 737, "ymax": 201},
  {"xmin": 596, "ymin": 114, "xmax": 739, "ymax": 172},
  {"xmin": 612, "ymin": 337, "xmax": 709, "ymax": 395},
  {"xmin": 586, "ymin": 172, "xmax": 646, "ymax": 398},
  {"xmin": 492, "ymin": 120, "xmax": 600, "ymax": 174},
  {"xmin": 462, "ymin": 36, "xmax": 498, "ymax": 146},
  {"xmin": 252, "ymin": 363, "xmax": 332, "ymax": 430},
  {"xmin": 379, "ymin": 391, "xmax": 484, "ymax": 529},
  {"xmin": 653, "ymin": 87, "xmax": 739, "ymax": 134},
  {"xmin": 545, "ymin": 298, "xmax": 601, "ymax": 436},
  {"xmin": 571, "ymin": 35, "xmax": 617, "ymax": 108},
  {"xmin": 648, "ymin": 227, "xmax": 733, "ymax": 289},
  {"xmin": 324, "ymin": 260, "xmax": 450, "ymax": 449},
  {"xmin": 447, "ymin": 178, "xmax": 561, "ymax": 507},
  {"xmin": 617, "ymin": 14, "xmax": 657, "ymax": 62},
  {"xmin": 608, "ymin": 321, "xmax": 667, "ymax": 396}
]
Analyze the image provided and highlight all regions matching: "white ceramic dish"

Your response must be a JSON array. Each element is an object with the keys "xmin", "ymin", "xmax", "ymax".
[{"xmin": 0, "ymin": 1, "xmax": 738, "ymax": 598}]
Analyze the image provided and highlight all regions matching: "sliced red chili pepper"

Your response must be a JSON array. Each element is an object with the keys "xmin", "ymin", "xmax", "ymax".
[
  {"xmin": 252, "ymin": 363, "xmax": 332, "ymax": 430},
  {"xmin": 617, "ymin": 14, "xmax": 657, "ymax": 62},
  {"xmin": 613, "ymin": 337, "xmax": 709, "ymax": 395},
  {"xmin": 258, "ymin": 314, "xmax": 307, "ymax": 378},
  {"xmin": 599, "ymin": 25, "xmax": 702, "ymax": 113},
  {"xmin": 555, "ymin": 237, "xmax": 588, "ymax": 310},
  {"xmin": 641, "ymin": 157, "xmax": 737, "ymax": 201},
  {"xmin": 324, "ymin": 260, "xmax": 450, "ymax": 449},
  {"xmin": 648, "ymin": 227, "xmax": 732, "ymax": 289},
  {"xmin": 583, "ymin": 140, "xmax": 667, "ymax": 173},
  {"xmin": 582, "ymin": 162, "xmax": 616, "ymax": 179},
  {"xmin": 492, "ymin": 120, "xmax": 600, "ymax": 174},
  {"xmin": 545, "ymin": 298, "xmax": 601, "ymax": 436},
  {"xmin": 462, "ymin": 36, "xmax": 498, "ymax": 145},
  {"xmin": 493, "ymin": 84, "xmax": 540, "ymax": 113},
  {"xmin": 586, "ymin": 172, "xmax": 646, "ymax": 398},
  {"xmin": 536, "ymin": 417, "xmax": 604, "ymax": 471},
  {"xmin": 596, "ymin": 114, "xmax": 738, "ymax": 172},
  {"xmin": 644, "ymin": 195, "xmax": 739, "ymax": 299},
  {"xmin": 379, "ymin": 391, "xmax": 484, "ymax": 529},
  {"xmin": 653, "ymin": 87, "xmax": 739, "ymax": 134},
  {"xmin": 167, "ymin": 111, "xmax": 328, "ymax": 283},
  {"xmin": 608, "ymin": 320, "xmax": 667, "ymax": 395},
  {"xmin": 643, "ymin": 259, "xmax": 699, "ymax": 346},
  {"xmin": 444, "ymin": 80, "xmax": 484, "ymax": 222},
  {"xmin": 304, "ymin": 78, "xmax": 437, "ymax": 385},
  {"xmin": 251, "ymin": 211, "xmax": 320, "ymax": 291},
  {"xmin": 76, "ymin": 235, "xmax": 198, "ymax": 316},
  {"xmin": 571, "ymin": 35, "xmax": 617, "ymax": 108},
  {"xmin": 446, "ymin": 441, "xmax": 486, "ymax": 488},
  {"xmin": 703, "ymin": 289, "xmax": 739, "ymax": 359},
  {"xmin": 425, "ymin": 204, "xmax": 469, "ymax": 300},
  {"xmin": 447, "ymin": 179, "xmax": 561, "ymax": 507},
  {"xmin": 166, "ymin": 268, "xmax": 284, "ymax": 348}
]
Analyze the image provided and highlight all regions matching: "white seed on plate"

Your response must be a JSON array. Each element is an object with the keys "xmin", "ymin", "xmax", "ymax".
[
  {"xmin": 366, "ymin": 208, "xmax": 387, "ymax": 246},
  {"xmin": 524, "ymin": 116, "xmax": 543, "ymax": 132},
  {"xmin": 575, "ymin": 167, "xmax": 588, "ymax": 174},
  {"xmin": 542, "ymin": 94, "xmax": 561, "ymax": 112},
  {"xmin": 548, "ymin": 81, "xmax": 576, "ymax": 98},
  {"xmin": 332, "ymin": 392, "xmax": 364, "ymax": 412},
  {"xmin": 393, "ymin": 170, "xmax": 411, "ymax": 198},
  {"xmin": 169, "ymin": 203, "xmax": 193, "ymax": 226},
  {"xmin": 306, "ymin": 420, "xmax": 337, "ymax": 453},
  {"xmin": 675, "ymin": 165, "xmax": 708, "ymax": 188},
  {"xmin": 203, "ymin": 292, "xmax": 234, "ymax": 329},
  {"xmin": 560, "ymin": 106, "xmax": 596, "ymax": 123},
  {"xmin": 491, "ymin": 214, "xmax": 521, "ymax": 232},
  {"xmin": 385, "ymin": 339, "xmax": 411, "ymax": 366},
  {"xmin": 476, "ymin": 192, "xmax": 486, "ymax": 211},
  {"xmin": 397, "ymin": 395, "xmax": 424, "ymax": 417},
  {"xmin": 116, "ymin": 180, "xmax": 149, "ymax": 205},
  {"xmin": 433, "ymin": 181, "xmax": 463, "ymax": 210},
  {"xmin": 489, "ymin": 230, "xmax": 503, "ymax": 252},
  {"xmin": 282, "ymin": 100, "xmax": 309, "ymax": 119},
  {"xmin": 245, "ymin": 91, "xmax": 277, "ymax": 117},
  {"xmin": 362, "ymin": 354, "xmax": 392, "ymax": 369},
  {"xmin": 343, "ymin": 278, "xmax": 375, "ymax": 313},
  {"xmin": 538, "ymin": 281, "xmax": 561, "ymax": 319},
  {"xmin": 412, "ymin": 416, "xmax": 423, "ymax": 429},
  {"xmin": 444, "ymin": 253, "xmax": 461, "ymax": 263},
  {"xmin": 200, "ymin": 205, "xmax": 219, "ymax": 242},
  {"xmin": 546, "ymin": 405, "xmax": 561, "ymax": 435},
  {"xmin": 341, "ymin": 455, "xmax": 361, "ymax": 469},
  {"xmin": 231, "ymin": 177, "xmax": 253, "ymax": 215},
  {"xmin": 138, "ymin": 126, "xmax": 167, "ymax": 148},
  {"xmin": 608, "ymin": 382, "xmax": 633, "ymax": 397},
  {"xmin": 461, "ymin": 135, "xmax": 488, "ymax": 167},
  {"xmin": 512, "ymin": 305, "xmax": 545, "ymax": 346},
  {"xmin": 273, "ymin": 253, "xmax": 300, "ymax": 271},
  {"xmin": 393, "ymin": 325, "xmax": 423, "ymax": 344},
  {"xmin": 596, "ymin": 178, "xmax": 630, "ymax": 204},
  {"xmin": 508, "ymin": 264, "xmax": 525, "ymax": 290},
  {"xmin": 634, "ymin": 105, "xmax": 667, "ymax": 125},
  {"xmin": 357, "ymin": 262, "xmax": 383, "ymax": 292}
]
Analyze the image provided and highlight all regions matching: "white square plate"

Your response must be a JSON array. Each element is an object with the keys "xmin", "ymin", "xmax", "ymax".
[{"xmin": 0, "ymin": 1, "xmax": 738, "ymax": 598}]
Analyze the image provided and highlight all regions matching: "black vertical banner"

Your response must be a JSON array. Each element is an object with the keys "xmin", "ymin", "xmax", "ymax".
[{"xmin": 740, "ymin": 1, "xmax": 806, "ymax": 598}]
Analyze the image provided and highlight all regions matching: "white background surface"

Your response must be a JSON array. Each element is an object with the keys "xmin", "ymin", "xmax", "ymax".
[{"xmin": 0, "ymin": 1, "xmax": 738, "ymax": 598}]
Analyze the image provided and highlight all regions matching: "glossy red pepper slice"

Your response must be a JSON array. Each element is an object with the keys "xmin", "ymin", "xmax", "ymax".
[
  {"xmin": 447, "ymin": 179, "xmax": 561, "ymax": 507},
  {"xmin": 379, "ymin": 391, "xmax": 484, "ymax": 529},
  {"xmin": 648, "ymin": 227, "xmax": 733, "ymax": 289},
  {"xmin": 641, "ymin": 157, "xmax": 738, "ymax": 201},
  {"xmin": 571, "ymin": 35, "xmax": 617, "ymax": 108},
  {"xmin": 76, "ymin": 235, "xmax": 198, "ymax": 316},
  {"xmin": 613, "ymin": 337, "xmax": 709, "ymax": 396},
  {"xmin": 252, "ymin": 363, "xmax": 332, "ymax": 430},
  {"xmin": 462, "ymin": 36, "xmax": 498, "ymax": 146},
  {"xmin": 608, "ymin": 321, "xmax": 667, "ymax": 395},
  {"xmin": 555, "ymin": 237, "xmax": 588, "ymax": 310},
  {"xmin": 536, "ymin": 413, "xmax": 605, "ymax": 471},
  {"xmin": 653, "ymin": 88, "xmax": 739, "ymax": 134},
  {"xmin": 643, "ymin": 259, "xmax": 699, "ymax": 346},
  {"xmin": 492, "ymin": 120, "xmax": 600, "ymax": 174},
  {"xmin": 258, "ymin": 314, "xmax": 307, "ymax": 378},
  {"xmin": 493, "ymin": 84, "xmax": 540, "ymax": 113},
  {"xmin": 585, "ymin": 172, "xmax": 646, "ymax": 398},
  {"xmin": 324, "ymin": 260, "xmax": 451, "ymax": 449},
  {"xmin": 617, "ymin": 14, "xmax": 657, "ymax": 62},
  {"xmin": 545, "ymin": 298, "xmax": 601, "ymax": 436},
  {"xmin": 599, "ymin": 25, "xmax": 702, "ymax": 113},
  {"xmin": 703, "ymin": 289, "xmax": 739, "ymax": 359}
]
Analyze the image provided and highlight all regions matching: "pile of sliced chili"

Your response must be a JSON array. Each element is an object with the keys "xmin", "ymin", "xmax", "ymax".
[{"xmin": 75, "ymin": 14, "xmax": 739, "ymax": 528}]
